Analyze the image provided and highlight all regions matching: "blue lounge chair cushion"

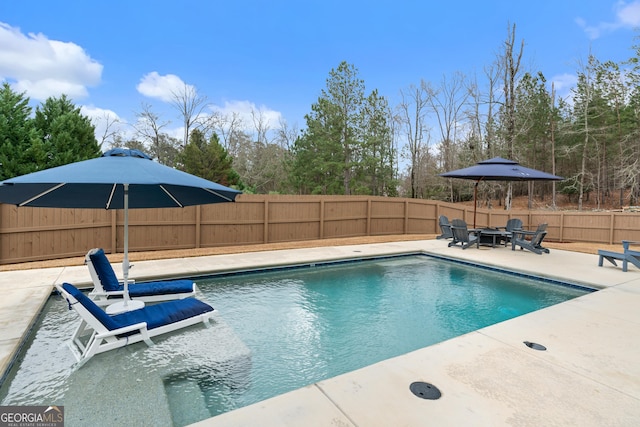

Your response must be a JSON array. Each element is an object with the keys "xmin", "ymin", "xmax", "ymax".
[
  {"xmin": 112, "ymin": 298, "xmax": 214, "ymax": 330},
  {"xmin": 120, "ymin": 280, "xmax": 194, "ymax": 297},
  {"xmin": 61, "ymin": 283, "xmax": 214, "ymax": 331},
  {"xmin": 89, "ymin": 248, "xmax": 194, "ymax": 295},
  {"xmin": 89, "ymin": 249, "xmax": 120, "ymax": 291}
]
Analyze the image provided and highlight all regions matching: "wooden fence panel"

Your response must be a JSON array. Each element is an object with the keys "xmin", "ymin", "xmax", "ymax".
[
  {"xmin": 370, "ymin": 198, "xmax": 405, "ymax": 235},
  {"xmin": 267, "ymin": 199, "xmax": 321, "ymax": 242},
  {"xmin": 558, "ymin": 212, "xmax": 616, "ymax": 243},
  {"xmin": 201, "ymin": 200, "xmax": 264, "ymax": 246},
  {"xmin": 405, "ymin": 200, "xmax": 436, "ymax": 234},
  {"xmin": 611, "ymin": 213, "xmax": 640, "ymax": 244},
  {"xmin": 323, "ymin": 199, "xmax": 368, "ymax": 238},
  {"xmin": 120, "ymin": 207, "xmax": 198, "ymax": 253},
  {"xmin": 2, "ymin": 196, "xmax": 640, "ymax": 264}
]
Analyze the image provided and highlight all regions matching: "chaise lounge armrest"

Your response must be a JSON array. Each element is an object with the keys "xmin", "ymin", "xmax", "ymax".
[{"xmin": 94, "ymin": 322, "xmax": 150, "ymax": 340}]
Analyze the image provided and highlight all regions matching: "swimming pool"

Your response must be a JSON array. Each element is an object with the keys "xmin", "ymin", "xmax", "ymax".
[{"xmin": 0, "ymin": 254, "xmax": 591, "ymax": 426}]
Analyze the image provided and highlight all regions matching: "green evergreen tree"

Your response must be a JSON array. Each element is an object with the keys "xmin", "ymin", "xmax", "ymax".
[
  {"xmin": 180, "ymin": 129, "xmax": 243, "ymax": 188},
  {"xmin": 290, "ymin": 98, "xmax": 344, "ymax": 194},
  {"xmin": 290, "ymin": 62, "xmax": 394, "ymax": 195},
  {"xmin": 33, "ymin": 94, "xmax": 101, "ymax": 169},
  {"xmin": 0, "ymin": 83, "xmax": 43, "ymax": 179}
]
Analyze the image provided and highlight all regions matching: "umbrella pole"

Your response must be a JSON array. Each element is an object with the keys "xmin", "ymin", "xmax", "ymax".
[
  {"xmin": 123, "ymin": 184, "xmax": 130, "ymax": 306},
  {"xmin": 473, "ymin": 181, "xmax": 478, "ymax": 229}
]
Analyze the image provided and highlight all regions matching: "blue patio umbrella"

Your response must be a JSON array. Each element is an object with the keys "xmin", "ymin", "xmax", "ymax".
[
  {"xmin": 0, "ymin": 148, "xmax": 241, "ymax": 308},
  {"xmin": 439, "ymin": 157, "xmax": 563, "ymax": 228}
]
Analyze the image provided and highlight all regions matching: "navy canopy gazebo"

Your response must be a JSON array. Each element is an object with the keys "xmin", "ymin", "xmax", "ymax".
[{"xmin": 439, "ymin": 157, "xmax": 563, "ymax": 228}]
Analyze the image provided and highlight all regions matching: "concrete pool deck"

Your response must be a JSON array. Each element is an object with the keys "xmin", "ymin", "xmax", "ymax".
[{"xmin": 1, "ymin": 239, "xmax": 639, "ymax": 426}]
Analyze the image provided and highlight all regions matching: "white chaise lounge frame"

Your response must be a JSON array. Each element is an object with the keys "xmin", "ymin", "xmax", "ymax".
[
  {"xmin": 85, "ymin": 248, "xmax": 197, "ymax": 306},
  {"xmin": 56, "ymin": 283, "xmax": 214, "ymax": 368}
]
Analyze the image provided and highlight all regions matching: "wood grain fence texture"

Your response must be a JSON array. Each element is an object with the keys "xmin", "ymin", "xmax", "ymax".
[{"xmin": 1, "ymin": 194, "xmax": 639, "ymax": 264}]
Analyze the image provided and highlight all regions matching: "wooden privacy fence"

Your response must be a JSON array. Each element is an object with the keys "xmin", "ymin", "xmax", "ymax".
[{"xmin": 1, "ymin": 194, "xmax": 639, "ymax": 264}]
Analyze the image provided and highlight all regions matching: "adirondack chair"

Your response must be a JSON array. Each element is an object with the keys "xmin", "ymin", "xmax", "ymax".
[
  {"xmin": 598, "ymin": 240, "xmax": 640, "ymax": 272},
  {"xmin": 511, "ymin": 223, "xmax": 549, "ymax": 254},
  {"xmin": 437, "ymin": 215, "xmax": 454, "ymax": 240},
  {"xmin": 498, "ymin": 218, "xmax": 523, "ymax": 246},
  {"xmin": 448, "ymin": 219, "xmax": 479, "ymax": 249}
]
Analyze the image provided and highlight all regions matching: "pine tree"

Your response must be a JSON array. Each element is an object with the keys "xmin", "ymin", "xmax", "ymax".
[
  {"xmin": 33, "ymin": 94, "xmax": 101, "ymax": 169},
  {"xmin": 0, "ymin": 83, "xmax": 43, "ymax": 179},
  {"xmin": 180, "ymin": 129, "xmax": 243, "ymax": 188}
]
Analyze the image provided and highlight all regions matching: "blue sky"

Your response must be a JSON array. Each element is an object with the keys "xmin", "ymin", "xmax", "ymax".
[{"xmin": 1, "ymin": 0, "xmax": 639, "ymax": 144}]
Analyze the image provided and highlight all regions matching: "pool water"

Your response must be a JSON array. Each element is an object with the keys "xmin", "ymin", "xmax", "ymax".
[{"xmin": 0, "ymin": 255, "xmax": 590, "ymax": 426}]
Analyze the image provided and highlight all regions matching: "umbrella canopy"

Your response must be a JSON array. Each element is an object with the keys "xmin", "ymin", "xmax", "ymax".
[
  {"xmin": 439, "ymin": 157, "xmax": 563, "ymax": 228},
  {"xmin": 0, "ymin": 148, "xmax": 240, "ymax": 208},
  {"xmin": 439, "ymin": 157, "xmax": 563, "ymax": 182},
  {"xmin": 0, "ymin": 148, "xmax": 241, "ymax": 308}
]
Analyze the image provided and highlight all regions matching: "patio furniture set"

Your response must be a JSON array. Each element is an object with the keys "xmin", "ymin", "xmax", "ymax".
[{"xmin": 438, "ymin": 215, "xmax": 550, "ymax": 255}]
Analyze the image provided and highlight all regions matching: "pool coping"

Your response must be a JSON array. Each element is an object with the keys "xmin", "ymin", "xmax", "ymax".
[{"xmin": 1, "ymin": 239, "xmax": 640, "ymax": 426}]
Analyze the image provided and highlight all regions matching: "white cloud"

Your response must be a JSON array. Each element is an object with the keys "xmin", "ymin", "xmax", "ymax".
[
  {"xmin": 551, "ymin": 73, "xmax": 578, "ymax": 92},
  {"xmin": 550, "ymin": 73, "xmax": 578, "ymax": 103},
  {"xmin": 210, "ymin": 100, "xmax": 282, "ymax": 131},
  {"xmin": 616, "ymin": 0, "xmax": 640, "ymax": 26},
  {"xmin": 81, "ymin": 105, "xmax": 135, "ymax": 145},
  {"xmin": 576, "ymin": 0, "xmax": 640, "ymax": 39},
  {"xmin": 136, "ymin": 73, "xmax": 283, "ymax": 138},
  {"xmin": 0, "ymin": 22, "xmax": 102, "ymax": 100},
  {"xmin": 136, "ymin": 71, "xmax": 192, "ymax": 102}
]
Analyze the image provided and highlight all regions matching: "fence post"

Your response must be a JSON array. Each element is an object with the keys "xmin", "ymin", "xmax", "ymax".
[
  {"xmin": 319, "ymin": 199, "xmax": 324, "ymax": 239},
  {"xmin": 195, "ymin": 205, "xmax": 201, "ymax": 249},
  {"xmin": 367, "ymin": 198, "xmax": 371, "ymax": 236},
  {"xmin": 263, "ymin": 200, "xmax": 269, "ymax": 244},
  {"xmin": 404, "ymin": 200, "xmax": 409, "ymax": 234},
  {"xmin": 609, "ymin": 213, "xmax": 614, "ymax": 244}
]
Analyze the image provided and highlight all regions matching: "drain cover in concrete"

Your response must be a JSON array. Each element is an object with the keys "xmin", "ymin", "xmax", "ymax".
[
  {"xmin": 409, "ymin": 381, "xmax": 441, "ymax": 400},
  {"xmin": 524, "ymin": 341, "xmax": 547, "ymax": 351}
]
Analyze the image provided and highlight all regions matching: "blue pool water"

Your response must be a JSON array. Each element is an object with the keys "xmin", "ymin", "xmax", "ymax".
[{"xmin": 0, "ymin": 255, "xmax": 591, "ymax": 426}]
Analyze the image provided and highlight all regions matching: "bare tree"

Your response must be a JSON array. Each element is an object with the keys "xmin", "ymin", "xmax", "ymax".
[
  {"xmin": 550, "ymin": 82, "xmax": 558, "ymax": 209},
  {"xmin": 133, "ymin": 102, "xmax": 170, "ymax": 158},
  {"xmin": 398, "ymin": 82, "xmax": 430, "ymax": 198},
  {"xmin": 499, "ymin": 22, "xmax": 524, "ymax": 210},
  {"xmin": 483, "ymin": 63, "xmax": 502, "ymax": 157},
  {"xmin": 251, "ymin": 107, "xmax": 272, "ymax": 145},
  {"xmin": 275, "ymin": 117, "xmax": 299, "ymax": 150},
  {"xmin": 170, "ymin": 83, "xmax": 208, "ymax": 147},
  {"xmin": 428, "ymin": 72, "xmax": 469, "ymax": 166},
  {"xmin": 206, "ymin": 111, "xmax": 244, "ymax": 152},
  {"xmin": 94, "ymin": 112, "xmax": 121, "ymax": 149},
  {"xmin": 427, "ymin": 72, "xmax": 470, "ymax": 202}
]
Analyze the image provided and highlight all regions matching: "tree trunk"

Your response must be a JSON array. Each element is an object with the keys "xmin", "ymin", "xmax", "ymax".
[
  {"xmin": 551, "ymin": 83, "xmax": 557, "ymax": 210},
  {"xmin": 578, "ymin": 126, "xmax": 588, "ymax": 211}
]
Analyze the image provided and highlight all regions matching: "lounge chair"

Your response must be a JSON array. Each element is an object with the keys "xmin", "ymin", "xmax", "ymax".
[
  {"xmin": 56, "ymin": 282, "xmax": 215, "ymax": 367},
  {"xmin": 511, "ymin": 223, "xmax": 549, "ymax": 254},
  {"xmin": 86, "ymin": 248, "xmax": 197, "ymax": 306},
  {"xmin": 498, "ymin": 218, "xmax": 523, "ymax": 246},
  {"xmin": 598, "ymin": 240, "xmax": 640, "ymax": 272},
  {"xmin": 437, "ymin": 215, "xmax": 453, "ymax": 240},
  {"xmin": 448, "ymin": 219, "xmax": 479, "ymax": 249}
]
